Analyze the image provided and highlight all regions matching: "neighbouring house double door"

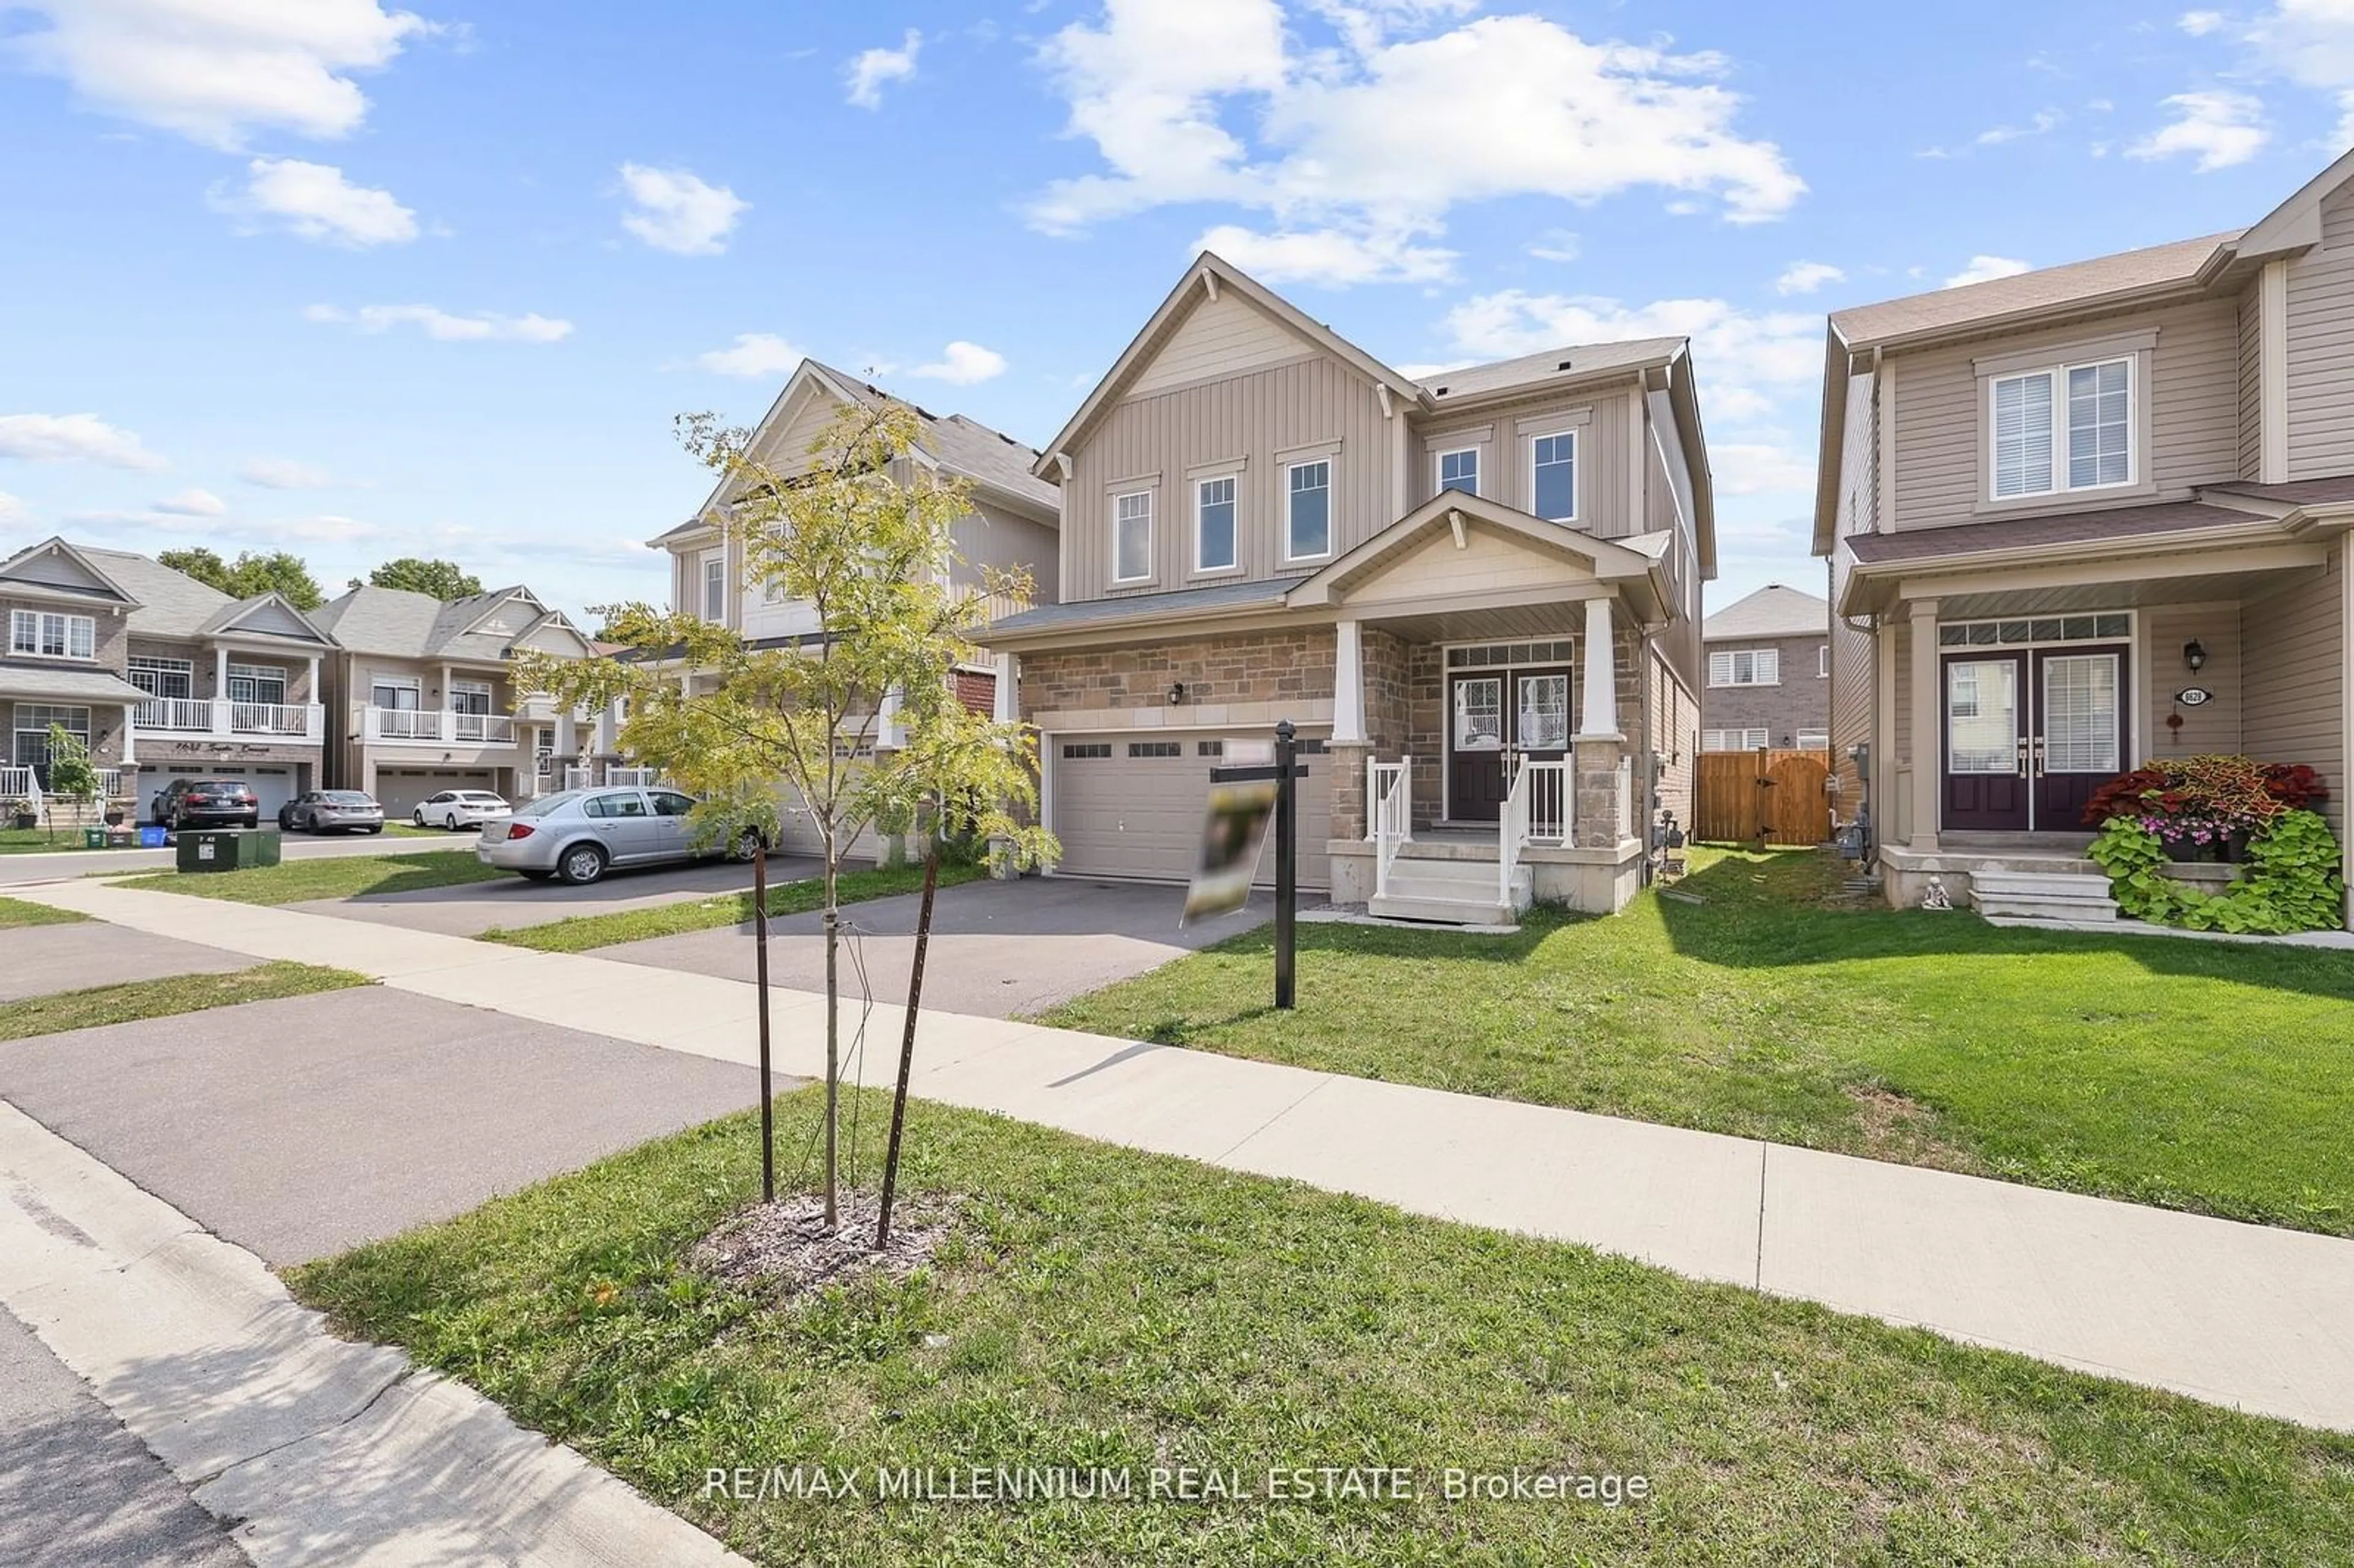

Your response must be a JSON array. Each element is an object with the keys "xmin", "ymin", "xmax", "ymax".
[
  {"xmin": 1941, "ymin": 644, "xmax": 2127, "ymax": 833},
  {"xmin": 1448, "ymin": 666, "xmax": 1571, "ymax": 822}
]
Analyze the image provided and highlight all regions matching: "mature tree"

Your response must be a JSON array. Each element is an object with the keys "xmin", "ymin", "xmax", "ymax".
[
  {"xmin": 366, "ymin": 557, "xmax": 482, "ymax": 600},
  {"xmin": 514, "ymin": 401, "xmax": 1054, "ymax": 1228},
  {"xmin": 158, "ymin": 547, "xmax": 323, "ymax": 609}
]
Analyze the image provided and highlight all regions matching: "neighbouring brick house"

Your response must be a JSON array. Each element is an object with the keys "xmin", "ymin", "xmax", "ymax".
[
  {"xmin": 1701, "ymin": 584, "xmax": 1829, "ymax": 752},
  {"xmin": 978, "ymin": 252, "xmax": 1713, "ymax": 924}
]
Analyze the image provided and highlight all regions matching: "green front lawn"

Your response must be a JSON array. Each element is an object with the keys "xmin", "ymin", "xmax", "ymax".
[
  {"xmin": 1043, "ymin": 848, "xmax": 2354, "ymax": 1236},
  {"xmin": 0, "ymin": 896, "xmax": 87, "ymax": 927},
  {"xmin": 289, "ymin": 1090, "xmax": 2354, "ymax": 1567},
  {"xmin": 0, "ymin": 826, "xmax": 79, "ymax": 855},
  {"xmin": 0, "ymin": 961, "xmax": 369, "ymax": 1041},
  {"xmin": 479, "ymin": 859, "xmax": 987, "ymax": 953},
  {"xmin": 116, "ymin": 850, "xmax": 508, "ymax": 905}
]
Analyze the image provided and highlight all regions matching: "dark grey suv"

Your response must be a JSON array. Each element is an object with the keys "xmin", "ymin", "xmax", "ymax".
[{"xmin": 151, "ymin": 778, "xmax": 260, "ymax": 829}]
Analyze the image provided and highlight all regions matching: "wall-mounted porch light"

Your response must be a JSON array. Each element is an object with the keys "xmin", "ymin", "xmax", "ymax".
[{"xmin": 2182, "ymin": 639, "xmax": 2207, "ymax": 672}]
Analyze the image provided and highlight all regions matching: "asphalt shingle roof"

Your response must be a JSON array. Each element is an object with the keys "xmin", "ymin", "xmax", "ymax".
[
  {"xmin": 985, "ymin": 578, "xmax": 1289, "ymax": 636},
  {"xmin": 1704, "ymin": 584, "xmax": 1827, "ymax": 641},
  {"xmin": 1845, "ymin": 499, "xmax": 2253, "ymax": 565},
  {"xmin": 1830, "ymin": 232, "xmax": 2241, "ymax": 347},
  {"xmin": 1414, "ymin": 337, "xmax": 1685, "ymax": 404},
  {"xmin": 806, "ymin": 360, "xmax": 1058, "ymax": 510},
  {"xmin": 311, "ymin": 584, "xmax": 547, "ymax": 660},
  {"xmin": 0, "ymin": 660, "xmax": 151, "ymax": 704}
]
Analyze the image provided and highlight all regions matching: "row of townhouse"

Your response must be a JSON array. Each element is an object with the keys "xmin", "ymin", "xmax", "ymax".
[
  {"xmin": 0, "ymin": 539, "xmax": 620, "ymax": 821},
  {"xmin": 653, "ymin": 254, "xmax": 1716, "ymax": 924},
  {"xmin": 1817, "ymin": 147, "xmax": 2354, "ymax": 925}
]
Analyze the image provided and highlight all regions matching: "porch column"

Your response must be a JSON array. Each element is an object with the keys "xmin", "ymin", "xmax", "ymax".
[
  {"xmin": 1579, "ymin": 597, "xmax": 1621, "ymax": 737},
  {"xmin": 305, "ymin": 655, "xmax": 321, "ymax": 740},
  {"xmin": 213, "ymin": 645, "xmax": 230, "ymax": 734},
  {"xmin": 1907, "ymin": 598, "xmax": 1941, "ymax": 852},
  {"xmin": 1333, "ymin": 619, "xmax": 1365, "ymax": 744},
  {"xmin": 119, "ymin": 703, "xmax": 137, "ymax": 767},
  {"xmin": 993, "ymin": 652, "xmax": 1019, "ymax": 725},
  {"xmin": 878, "ymin": 686, "xmax": 904, "ymax": 751},
  {"xmin": 554, "ymin": 704, "xmax": 577, "ymax": 761}
]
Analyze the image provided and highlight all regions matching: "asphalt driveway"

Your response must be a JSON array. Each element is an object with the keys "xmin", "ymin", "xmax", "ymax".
[
  {"xmin": 0, "ymin": 986, "xmax": 794, "ymax": 1265},
  {"xmin": 289, "ymin": 854, "xmax": 822, "ymax": 937},
  {"xmin": 0, "ymin": 926, "xmax": 251, "ymax": 1002},
  {"xmin": 603, "ymin": 875, "xmax": 1271, "ymax": 1018}
]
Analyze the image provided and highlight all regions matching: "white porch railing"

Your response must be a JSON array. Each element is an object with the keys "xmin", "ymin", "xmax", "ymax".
[
  {"xmin": 95, "ymin": 769, "xmax": 123, "ymax": 799},
  {"xmin": 562, "ymin": 764, "xmax": 594, "ymax": 791},
  {"xmin": 1498, "ymin": 756, "xmax": 1573, "ymax": 908},
  {"xmin": 604, "ymin": 766, "xmax": 660, "ymax": 787},
  {"xmin": 362, "ymin": 707, "xmax": 516, "ymax": 745},
  {"xmin": 1499, "ymin": 757, "xmax": 1533, "ymax": 908},
  {"xmin": 0, "ymin": 765, "xmax": 36, "ymax": 800},
  {"xmin": 1525, "ymin": 758, "xmax": 1571, "ymax": 845},
  {"xmin": 135, "ymin": 697, "xmax": 324, "ymax": 742},
  {"xmin": 1366, "ymin": 755, "xmax": 1412, "ymax": 899}
]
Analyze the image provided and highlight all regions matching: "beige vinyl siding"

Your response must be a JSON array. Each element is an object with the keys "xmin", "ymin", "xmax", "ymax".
[
  {"xmin": 2239, "ymin": 547, "xmax": 2345, "ymax": 836},
  {"xmin": 1064, "ymin": 354, "xmax": 1390, "ymax": 599},
  {"xmin": 1888, "ymin": 617, "xmax": 1913, "ymax": 843},
  {"xmin": 770, "ymin": 384, "xmax": 852, "ymax": 471},
  {"xmin": 1409, "ymin": 386, "xmax": 1637, "ymax": 534},
  {"xmin": 2284, "ymin": 183, "xmax": 2354, "ymax": 479},
  {"xmin": 1127, "ymin": 292, "xmax": 1316, "ymax": 395},
  {"xmin": 950, "ymin": 501, "xmax": 1060, "ymax": 604},
  {"xmin": 1825, "ymin": 372, "xmax": 1880, "ymax": 799},
  {"xmin": 2140, "ymin": 604, "xmax": 2240, "ymax": 757},
  {"xmin": 2237, "ymin": 284, "xmax": 2263, "ymax": 480},
  {"xmin": 1887, "ymin": 296, "xmax": 2241, "ymax": 528}
]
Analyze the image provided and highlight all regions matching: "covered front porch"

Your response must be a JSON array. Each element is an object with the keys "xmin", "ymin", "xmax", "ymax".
[{"xmin": 1300, "ymin": 492, "xmax": 1676, "ymax": 923}]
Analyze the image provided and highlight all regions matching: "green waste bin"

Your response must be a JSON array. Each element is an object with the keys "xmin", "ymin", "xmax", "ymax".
[
  {"xmin": 175, "ymin": 829, "xmax": 283, "ymax": 872},
  {"xmin": 83, "ymin": 827, "xmax": 107, "ymax": 849}
]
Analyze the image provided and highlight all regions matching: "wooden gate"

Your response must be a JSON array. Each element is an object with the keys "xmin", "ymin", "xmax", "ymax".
[{"xmin": 1694, "ymin": 749, "xmax": 1832, "ymax": 845}]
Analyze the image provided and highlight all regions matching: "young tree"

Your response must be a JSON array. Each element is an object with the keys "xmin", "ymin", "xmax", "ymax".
[
  {"xmin": 41, "ymin": 723, "xmax": 100, "ymax": 845},
  {"xmin": 513, "ymin": 401, "xmax": 1054, "ymax": 1227},
  {"xmin": 366, "ymin": 557, "xmax": 483, "ymax": 600}
]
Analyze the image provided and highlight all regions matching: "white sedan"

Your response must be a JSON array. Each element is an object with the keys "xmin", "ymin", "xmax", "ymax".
[{"xmin": 412, "ymin": 790, "xmax": 512, "ymax": 831}]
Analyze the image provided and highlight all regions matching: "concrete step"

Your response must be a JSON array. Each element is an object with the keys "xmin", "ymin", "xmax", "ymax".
[
  {"xmin": 1970, "ymin": 869, "xmax": 2119, "ymax": 922},
  {"xmin": 1368, "ymin": 891, "xmax": 1518, "ymax": 927},
  {"xmin": 1383, "ymin": 856, "xmax": 1504, "ymax": 891},
  {"xmin": 1971, "ymin": 870, "xmax": 2116, "ymax": 897}
]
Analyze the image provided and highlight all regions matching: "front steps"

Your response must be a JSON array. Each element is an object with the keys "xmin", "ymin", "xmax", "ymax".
[
  {"xmin": 1369, "ymin": 851, "xmax": 1528, "ymax": 927},
  {"xmin": 1968, "ymin": 869, "xmax": 2120, "ymax": 923}
]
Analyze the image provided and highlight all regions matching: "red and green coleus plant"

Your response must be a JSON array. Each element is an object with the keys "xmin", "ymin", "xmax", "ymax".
[{"xmin": 2081, "ymin": 754, "xmax": 2330, "ymax": 847}]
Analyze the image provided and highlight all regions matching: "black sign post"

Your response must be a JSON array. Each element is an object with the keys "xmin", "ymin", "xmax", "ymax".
[{"xmin": 1271, "ymin": 720, "xmax": 1297, "ymax": 1009}]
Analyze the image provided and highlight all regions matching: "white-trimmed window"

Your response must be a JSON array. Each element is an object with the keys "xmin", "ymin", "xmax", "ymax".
[
  {"xmin": 700, "ymin": 552, "xmax": 727, "ymax": 622},
  {"xmin": 1112, "ymin": 490, "xmax": 1154, "ymax": 582},
  {"xmin": 1708, "ymin": 648, "xmax": 1779, "ymax": 687},
  {"xmin": 128, "ymin": 655, "xmax": 193, "ymax": 699},
  {"xmin": 1796, "ymin": 729, "xmax": 1830, "ymax": 750},
  {"xmin": 1436, "ymin": 448, "xmax": 1479, "ymax": 497},
  {"xmin": 9, "ymin": 609, "xmax": 96, "ymax": 661},
  {"xmin": 1702, "ymin": 728, "xmax": 1770, "ymax": 752},
  {"xmin": 1818, "ymin": 645, "xmax": 1830, "ymax": 678},
  {"xmin": 1531, "ymin": 431, "xmax": 1577, "ymax": 521},
  {"xmin": 1990, "ymin": 356, "xmax": 2133, "ymax": 500},
  {"xmin": 1285, "ymin": 459, "xmax": 1332, "ymax": 560},
  {"xmin": 227, "ymin": 663, "xmax": 286, "ymax": 706},
  {"xmin": 1194, "ymin": 476, "xmax": 1237, "ymax": 573},
  {"xmin": 370, "ymin": 677, "xmax": 420, "ymax": 711}
]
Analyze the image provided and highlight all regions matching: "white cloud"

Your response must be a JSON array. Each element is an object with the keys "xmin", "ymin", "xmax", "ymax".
[
  {"xmin": 1027, "ymin": 2, "xmax": 1802, "ymax": 287},
  {"xmin": 0, "ymin": 492, "xmax": 29, "ymax": 525},
  {"xmin": 211, "ymin": 157, "xmax": 417, "ymax": 246},
  {"xmin": 1711, "ymin": 445, "xmax": 1816, "ymax": 495},
  {"xmin": 1197, "ymin": 221, "xmax": 1456, "ymax": 284},
  {"xmin": 305, "ymin": 303, "xmax": 575, "ymax": 342},
  {"xmin": 0, "ymin": 412, "xmax": 167, "ymax": 469},
  {"xmin": 1774, "ymin": 260, "xmax": 1844, "ymax": 295},
  {"xmin": 2180, "ymin": 9, "xmax": 2228, "ymax": 34},
  {"xmin": 2127, "ymin": 89, "xmax": 2269, "ymax": 169},
  {"xmin": 845, "ymin": 29, "xmax": 921, "ymax": 108},
  {"xmin": 272, "ymin": 513, "xmax": 382, "ymax": 542},
  {"xmin": 239, "ymin": 457, "xmax": 337, "ymax": 489},
  {"xmin": 1977, "ymin": 108, "xmax": 2063, "ymax": 144},
  {"xmin": 1944, "ymin": 254, "xmax": 2033, "ymax": 287},
  {"xmin": 910, "ymin": 341, "xmax": 1009, "ymax": 384},
  {"xmin": 4, "ymin": 0, "xmax": 429, "ymax": 150},
  {"xmin": 696, "ymin": 333, "xmax": 806, "ymax": 378},
  {"xmin": 615, "ymin": 163, "xmax": 747, "ymax": 256},
  {"xmin": 1525, "ymin": 229, "xmax": 1580, "ymax": 262},
  {"xmin": 154, "ymin": 487, "xmax": 226, "ymax": 516}
]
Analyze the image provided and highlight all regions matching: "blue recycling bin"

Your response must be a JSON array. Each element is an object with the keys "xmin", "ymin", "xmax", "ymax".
[{"xmin": 137, "ymin": 825, "xmax": 169, "ymax": 848}]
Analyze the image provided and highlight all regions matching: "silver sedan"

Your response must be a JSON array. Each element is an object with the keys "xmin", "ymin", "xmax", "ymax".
[{"xmin": 475, "ymin": 786, "xmax": 763, "ymax": 885}]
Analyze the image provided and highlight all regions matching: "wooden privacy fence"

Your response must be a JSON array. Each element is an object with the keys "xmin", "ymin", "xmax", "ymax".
[{"xmin": 1694, "ymin": 749, "xmax": 1832, "ymax": 845}]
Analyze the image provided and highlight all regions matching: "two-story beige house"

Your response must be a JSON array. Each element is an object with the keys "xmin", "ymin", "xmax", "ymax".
[
  {"xmin": 649, "ymin": 357, "xmax": 1062, "ymax": 859},
  {"xmin": 1, "ymin": 537, "xmax": 333, "ymax": 818},
  {"xmin": 980, "ymin": 253, "xmax": 1714, "ymax": 924},
  {"xmin": 311, "ymin": 582, "xmax": 596, "ymax": 819},
  {"xmin": 1816, "ymin": 150, "xmax": 2354, "ymax": 924}
]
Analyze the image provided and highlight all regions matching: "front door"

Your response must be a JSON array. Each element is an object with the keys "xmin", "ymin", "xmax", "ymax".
[
  {"xmin": 1941, "ymin": 644, "xmax": 2127, "ymax": 833},
  {"xmin": 1449, "ymin": 666, "xmax": 1572, "ymax": 822}
]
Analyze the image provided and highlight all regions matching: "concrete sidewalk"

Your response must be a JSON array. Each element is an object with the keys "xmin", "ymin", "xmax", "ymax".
[{"xmin": 18, "ymin": 877, "xmax": 2354, "ymax": 1434}]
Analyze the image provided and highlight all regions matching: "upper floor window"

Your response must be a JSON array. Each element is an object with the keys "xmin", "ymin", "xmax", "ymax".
[
  {"xmin": 1194, "ymin": 476, "xmax": 1237, "ymax": 573},
  {"xmin": 1286, "ymin": 460, "xmax": 1331, "ymax": 561},
  {"xmin": 1818, "ymin": 644, "xmax": 1830, "ymax": 678},
  {"xmin": 1991, "ymin": 356, "xmax": 2132, "ymax": 500},
  {"xmin": 1436, "ymin": 448, "xmax": 1479, "ymax": 497},
  {"xmin": 1532, "ymin": 432, "xmax": 1577, "ymax": 521},
  {"xmin": 1708, "ymin": 648, "xmax": 1778, "ymax": 687},
  {"xmin": 1113, "ymin": 490, "xmax": 1153, "ymax": 582},
  {"xmin": 9, "ymin": 609, "xmax": 95, "ymax": 661},
  {"xmin": 700, "ymin": 552, "xmax": 726, "ymax": 622}
]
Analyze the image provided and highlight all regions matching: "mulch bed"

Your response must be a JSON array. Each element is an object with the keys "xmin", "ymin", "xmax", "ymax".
[{"xmin": 690, "ymin": 1190, "xmax": 963, "ymax": 1303}]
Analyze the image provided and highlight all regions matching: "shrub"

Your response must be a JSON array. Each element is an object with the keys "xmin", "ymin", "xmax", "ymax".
[{"xmin": 2088, "ymin": 809, "xmax": 2344, "ymax": 934}]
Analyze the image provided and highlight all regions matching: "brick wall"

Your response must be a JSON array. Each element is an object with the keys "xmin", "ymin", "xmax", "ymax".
[
  {"xmin": 1702, "ymin": 633, "xmax": 1829, "ymax": 745},
  {"xmin": 953, "ymin": 668, "xmax": 994, "ymax": 717}
]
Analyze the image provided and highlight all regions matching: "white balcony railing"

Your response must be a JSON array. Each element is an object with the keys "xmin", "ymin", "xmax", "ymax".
[
  {"xmin": 360, "ymin": 707, "xmax": 516, "ymax": 745},
  {"xmin": 134, "ymin": 697, "xmax": 324, "ymax": 742}
]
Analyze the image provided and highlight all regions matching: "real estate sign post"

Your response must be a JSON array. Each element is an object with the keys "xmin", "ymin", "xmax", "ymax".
[{"xmin": 1197, "ymin": 719, "xmax": 1305, "ymax": 1010}]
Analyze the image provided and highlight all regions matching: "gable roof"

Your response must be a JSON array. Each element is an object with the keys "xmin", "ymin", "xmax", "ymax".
[
  {"xmin": 1414, "ymin": 337, "xmax": 1688, "ymax": 406},
  {"xmin": 77, "ymin": 547, "xmax": 333, "ymax": 645},
  {"xmin": 1034, "ymin": 252, "xmax": 1428, "ymax": 478},
  {"xmin": 1704, "ymin": 584, "xmax": 1826, "ymax": 641},
  {"xmin": 313, "ymin": 582, "xmax": 590, "ymax": 662},
  {"xmin": 0, "ymin": 536, "xmax": 140, "ymax": 606}
]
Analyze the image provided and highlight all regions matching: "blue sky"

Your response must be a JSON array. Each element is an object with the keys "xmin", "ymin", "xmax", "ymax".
[{"xmin": 5, "ymin": 1, "xmax": 2352, "ymax": 625}]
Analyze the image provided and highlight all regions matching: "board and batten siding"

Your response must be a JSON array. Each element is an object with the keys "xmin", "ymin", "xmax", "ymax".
[
  {"xmin": 2239, "ymin": 546, "xmax": 2346, "ymax": 836},
  {"xmin": 2238, "ymin": 284, "xmax": 2264, "ymax": 480},
  {"xmin": 1127, "ymin": 292, "xmax": 1314, "ymax": 396},
  {"xmin": 2284, "ymin": 183, "xmax": 2354, "ymax": 480},
  {"xmin": 1411, "ymin": 386, "xmax": 1636, "ymax": 535},
  {"xmin": 951, "ymin": 501, "xmax": 1059, "ymax": 603},
  {"xmin": 1886, "ymin": 296, "xmax": 2242, "ymax": 529},
  {"xmin": 1064, "ymin": 354, "xmax": 1391, "ymax": 601}
]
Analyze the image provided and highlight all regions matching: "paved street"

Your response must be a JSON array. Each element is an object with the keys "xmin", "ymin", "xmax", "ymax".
[
  {"xmin": 0, "ymin": 831, "xmax": 453, "ymax": 890},
  {"xmin": 291, "ymin": 853, "xmax": 821, "ymax": 938},
  {"xmin": 0, "ymin": 925, "xmax": 248, "ymax": 1002},
  {"xmin": 605, "ymin": 874, "xmax": 1271, "ymax": 1017}
]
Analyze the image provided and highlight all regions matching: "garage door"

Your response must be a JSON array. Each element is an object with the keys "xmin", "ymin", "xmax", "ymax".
[
  {"xmin": 374, "ymin": 769, "xmax": 497, "ymax": 820},
  {"xmin": 774, "ymin": 787, "xmax": 875, "ymax": 864},
  {"xmin": 138, "ymin": 765, "xmax": 299, "ymax": 820},
  {"xmin": 1048, "ymin": 729, "xmax": 1331, "ymax": 891}
]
